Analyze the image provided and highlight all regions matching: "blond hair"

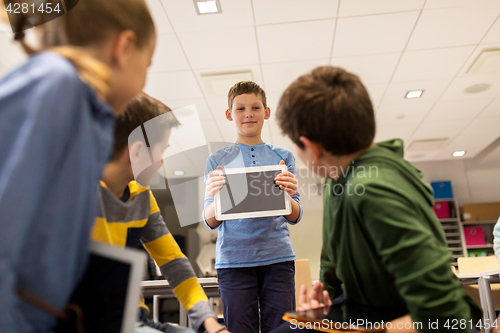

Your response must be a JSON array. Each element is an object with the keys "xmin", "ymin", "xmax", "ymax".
[
  {"xmin": 7, "ymin": 0, "xmax": 155, "ymax": 100},
  {"xmin": 51, "ymin": 46, "xmax": 112, "ymax": 101}
]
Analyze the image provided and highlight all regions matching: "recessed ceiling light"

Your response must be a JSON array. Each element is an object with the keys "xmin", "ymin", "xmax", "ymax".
[
  {"xmin": 173, "ymin": 170, "xmax": 185, "ymax": 176},
  {"xmin": 463, "ymin": 83, "xmax": 490, "ymax": 94},
  {"xmin": 194, "ymin": 0, "xmax": 221, "ymax": 14},
  {"xmin": 405, "ymin": 90, "xmax": 424, "ymax": 99},
  {"xmin": 452, "ymin": 150, "xmax": 466, "ymax": 157}
]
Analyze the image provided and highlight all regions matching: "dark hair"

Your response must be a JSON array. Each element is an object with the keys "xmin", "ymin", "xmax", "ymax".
[
  {"xmin": 276, "ymin": 66, "xmax": 375, "ymax": 156},
  {"xmin": 227, "ymin": 81, "xmax": 267, "ymax": 109},
  {"xmin": 112, "ymin": 92, "xmax": 180, "ymax": 160}
]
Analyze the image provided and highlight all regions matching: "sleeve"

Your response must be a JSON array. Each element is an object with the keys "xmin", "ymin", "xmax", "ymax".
[
  {"xmin": 285, "ymin": 151, "xmax": 303, "ymax": 224},
  {"xmin": 0, "ymin": 70, "xmax": 85, "ymax": 331},
  {"xmin": 202, "ymin": 155, "xmax": 221, "ymax": 230},
  {"xmin": 356, "ymin": 183, "xmax": 474, "ymax": 332},
  {"xmin": 494, "ymin": 217, "xmax": 500, "ymax": 262},
  {"xmin": 320, "ymin": 179, "xmax": 342, "ymax": 298},
  {"xmin": 320, "ymin": 246, "xmax": 342, "ymax": 299},
  {"xmin": 142, "ymin": 191, "xmax": 216, "ymax": 331}
]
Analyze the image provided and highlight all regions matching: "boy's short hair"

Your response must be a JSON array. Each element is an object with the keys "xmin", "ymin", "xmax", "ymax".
[
  {"xmin": 227, "ymin": 81, "xmax": 267, "ymax": 109},
  {"xmin": 276, "ymin": 66, "xmax": 375, "ymax": 156},
  {"xmin": 112, "ymin": 92, "xmax": 180, "ymax": 160}
]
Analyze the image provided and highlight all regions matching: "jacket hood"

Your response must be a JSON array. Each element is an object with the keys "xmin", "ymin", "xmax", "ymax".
[{"xmin": 353, "ymin": 139, "xmax": 435, "ymax": 206}]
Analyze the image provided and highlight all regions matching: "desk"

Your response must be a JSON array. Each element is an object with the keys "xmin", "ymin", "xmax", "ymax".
[
  {"xmin": 456, "ymin": 269, "xmax": 500, "ymax": 333},
  {"xmin": 141, "ymin": 278, "xmax": 219, "ymax": 327}
]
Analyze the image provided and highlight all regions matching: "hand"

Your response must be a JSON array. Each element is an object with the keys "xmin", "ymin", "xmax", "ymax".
[
  {"xmin": 206, "ymin": 166, "xmax": 225, "ymax": 198},
  {"xmin": 297, "ymin": 281, "xmax": 332, "ymax": 318},
  {"xmin": 275, "ymin": 160, "xmax": 298, "ymax": 196},
  {"xmin": 203, "ymin": 317, "xmax": 230, "ymax": 333}
]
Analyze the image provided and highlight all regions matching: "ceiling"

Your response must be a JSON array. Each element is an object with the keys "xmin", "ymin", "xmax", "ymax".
[
  {"xmin": 144, "ymin": 0, "xmax": 500, "ymax": 168},
  {"xmin": 1, "ymin": 0, "xmax": 500, "ymax": 173}
]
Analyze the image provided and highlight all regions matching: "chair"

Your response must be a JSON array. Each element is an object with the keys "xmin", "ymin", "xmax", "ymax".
[{"xmin": 294, "ymin": 259, "xmax": 313, "ymax": 308}]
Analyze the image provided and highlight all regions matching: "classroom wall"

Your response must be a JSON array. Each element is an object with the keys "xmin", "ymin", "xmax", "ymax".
[
  {"xmin": 152, "ymin": 185, "xmax": 201, "ymax": 274},
  {"xmin": 413, "ymin": 160, "xmax": 500, "ymax": 204},
  {"xmin": 289, "ymin": 209, "xmax": 323, "ymax": 281},
  {"xmin": 413, "ymin": 140, "xmax": 500, "ymax": 205}
]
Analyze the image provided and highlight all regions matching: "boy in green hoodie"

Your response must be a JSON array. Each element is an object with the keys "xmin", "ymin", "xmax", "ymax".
[{"xmin": 274, "ymin": 66, "xmax": 482, "ymax": 333}]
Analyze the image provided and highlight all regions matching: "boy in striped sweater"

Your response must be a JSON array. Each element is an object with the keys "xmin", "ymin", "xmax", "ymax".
[{"xmin": 91, "ymin": 92, "xmax": 227, "ymax": 333}]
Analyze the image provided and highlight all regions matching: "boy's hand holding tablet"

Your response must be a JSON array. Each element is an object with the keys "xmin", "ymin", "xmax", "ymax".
[
  {"xmin": 206, "ymin": 166, "xmax": 226, "ymax": 198},
  {"xmin": 276, "ymin": 160, "xmax": 298, "ymax": 196}
]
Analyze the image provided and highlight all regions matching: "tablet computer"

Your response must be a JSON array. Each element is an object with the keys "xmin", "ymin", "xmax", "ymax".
[
  {"xmin": 214, "ymin": 165, "xmax": 292, "ymax": 221},
  {"xmin": 60, "ymin": 242, "xmax": 146, "ymax": 333}
]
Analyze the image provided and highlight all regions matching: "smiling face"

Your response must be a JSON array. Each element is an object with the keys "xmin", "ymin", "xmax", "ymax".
[{"xmin": 226, "ymin": 93, "xmax": 270, "ymax": 142}]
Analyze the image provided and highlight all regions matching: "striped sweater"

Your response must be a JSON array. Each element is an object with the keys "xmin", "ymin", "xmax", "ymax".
[{"xmin": 91, "ymin": 181, "xmax": 215, "ymax": 330}]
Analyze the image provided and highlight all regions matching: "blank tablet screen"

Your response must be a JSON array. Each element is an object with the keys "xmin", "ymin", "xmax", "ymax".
[
  {"xmin": 61, "ymin": 254, "xmax": 131, "ymax": 333},
  {"xmin": 220, "ymin": 170, "xmax": 285, "ymax": 215}
]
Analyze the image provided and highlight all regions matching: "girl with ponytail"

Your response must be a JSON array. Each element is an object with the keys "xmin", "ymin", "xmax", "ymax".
[{"xmin": 0, "ymin": 1, "xmax": 155, "ymax": 332}]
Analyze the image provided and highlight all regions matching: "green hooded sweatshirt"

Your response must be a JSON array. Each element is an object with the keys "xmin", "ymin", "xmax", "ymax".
[{"xmin": 321, "ymin": 139, "xmax": 481, "ymax": 332}]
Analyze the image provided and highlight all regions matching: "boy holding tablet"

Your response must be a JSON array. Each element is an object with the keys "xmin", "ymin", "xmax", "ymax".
[
  {"xmin": 91, "ymin": 92, "xmax": 227, "ymax": 333},
  {"xmin": 274, "ymin": 66, "xmax": 481, "ymax": 333},
  {"xmin": 203, "ymin": 81, "xmax": 303, "ymax": 333}
]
